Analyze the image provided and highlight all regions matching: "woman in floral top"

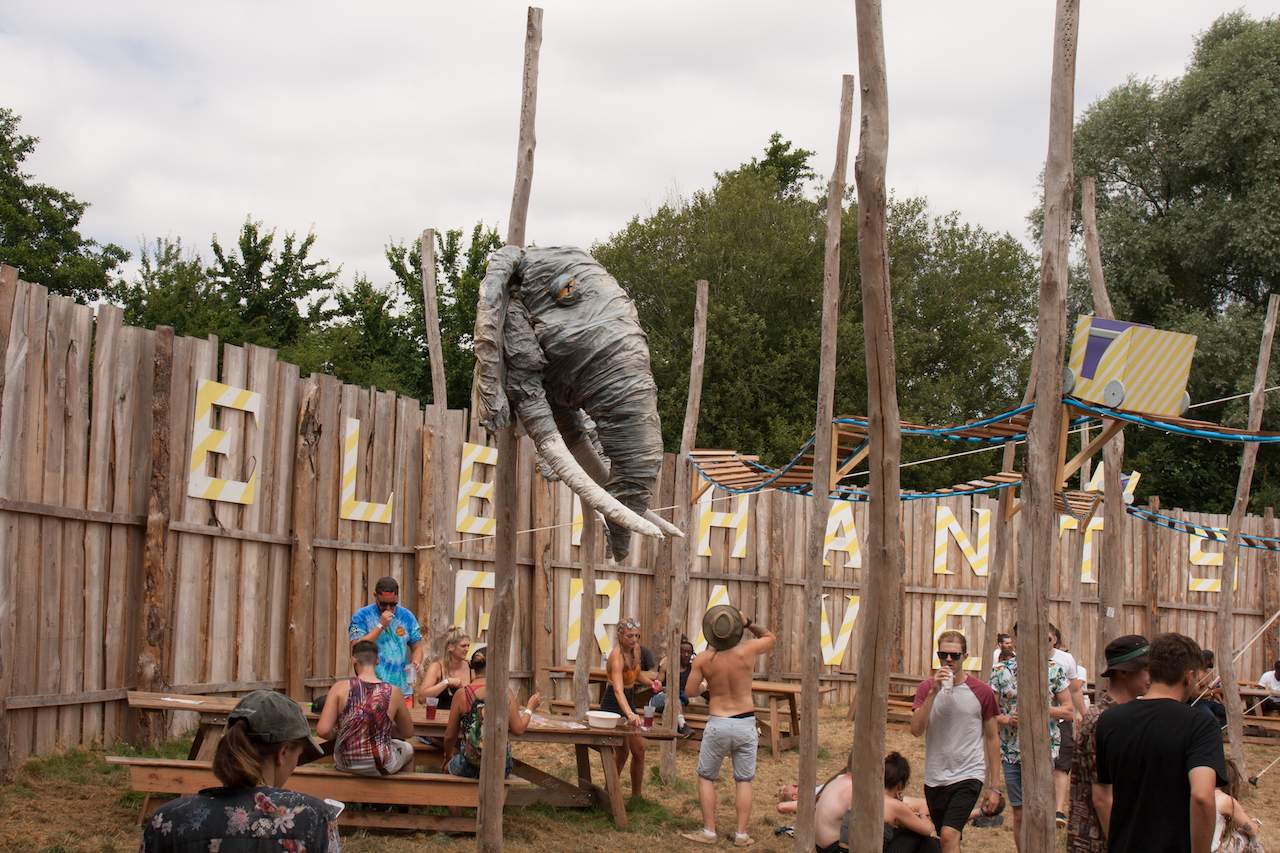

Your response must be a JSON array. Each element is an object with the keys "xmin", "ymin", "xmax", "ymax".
[
  {"xmin": 987, "ymin": 637, "xmax": 1072, "ymax": 851},
  {"xmin": 141, "ymin": 690, "xmax": 340, "ymax": 852}
]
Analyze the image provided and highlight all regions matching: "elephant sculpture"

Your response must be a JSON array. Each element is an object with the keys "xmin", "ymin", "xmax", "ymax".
[{"xmin": 473, "ymin": 245, "xmax": 682, "ymax": 559}]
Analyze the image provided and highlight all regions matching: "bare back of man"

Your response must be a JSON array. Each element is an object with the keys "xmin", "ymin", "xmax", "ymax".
[{"xmin": 699, "ymin": 639, "xmax": 767, "ymax": 717}]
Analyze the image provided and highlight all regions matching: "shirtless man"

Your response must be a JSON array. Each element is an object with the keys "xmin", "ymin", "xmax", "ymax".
[{"xmin": 679, "ymin": 605, "xmax": 774, "ymax": 848}]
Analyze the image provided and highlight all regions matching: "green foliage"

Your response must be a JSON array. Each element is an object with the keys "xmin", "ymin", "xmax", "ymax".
[
  {"xmin": 1068, "ymin": 12, "xmax": 1280, "ymax": 511},
  {"xmin": 594, "ymin": 138, "xmax": 1037, "ymax": 491},
  {"xmin": 0, "ymin": 108, "xmax": 128, "ymax": 302}
]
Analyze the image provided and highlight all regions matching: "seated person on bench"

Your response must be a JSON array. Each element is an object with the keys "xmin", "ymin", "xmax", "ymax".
[
  {"xmin": 442, "ymin": 645, "xmax": 541, "ymax": 778},
  {"xmin": 142, "ymin": 690, "xmax": 336, "ymax": 852},
  {"xmin": 650, "ymin": 636, "xmax": 700, "ymax": 737},
  {"xmin": 317, "ymin": 640, "xmax": 415, "ymax": 776}
]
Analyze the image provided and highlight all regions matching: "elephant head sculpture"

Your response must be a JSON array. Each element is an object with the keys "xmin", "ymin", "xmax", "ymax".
[{"xmin": 472, "ymin": 245, "xmax": 682, "ymax": 560}]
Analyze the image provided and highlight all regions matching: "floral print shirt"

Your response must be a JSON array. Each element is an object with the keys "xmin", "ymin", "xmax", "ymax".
[
  {"xmin": 987, "ymin": 656, "xmax": 1068, "ymax": 764},
  {"xmin": 140, "ymin": 786, "xmax": 341, "ymax": 852},
  {"xmin": 1067, "ymin": 691, "xmax": 1116, "ymax": 853}
]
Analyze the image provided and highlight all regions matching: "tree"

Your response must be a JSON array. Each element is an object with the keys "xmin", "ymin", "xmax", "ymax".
[
  {"xmin": 594, "ymin": 137, "xmax": 1038, "ymax": 491},
  {"xmin": 1069, "ymin": 12, "xmax": 1280, "ymax": 511},
  {"xmin": 110, "ymin": 238, "xmax": 227, "ymax": 338},
  {"xmin": 0, "ymin": 108, "xmax": 128, "ymax": 301}
]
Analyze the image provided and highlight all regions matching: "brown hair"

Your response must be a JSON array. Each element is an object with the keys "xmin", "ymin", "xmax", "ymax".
[
  {"xmin": 352, "ymin": 640, "xmax": 379, "ymax": 667},
  {"xmin": 1147, "ymin": 632, "xmax": 1204, "ymax": 686},
  {"xmin": 937, "ymin": 630, "xmax": 968, "ymax": 655},
  {"xmin": 212, "ymin": 719, "xmax": 283, "ymax": 788}
]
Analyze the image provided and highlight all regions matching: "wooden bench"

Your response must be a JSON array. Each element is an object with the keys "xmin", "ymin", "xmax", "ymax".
[{"xmin": 108, "ymin": 756, "xmax": 514, "ymax": 834}]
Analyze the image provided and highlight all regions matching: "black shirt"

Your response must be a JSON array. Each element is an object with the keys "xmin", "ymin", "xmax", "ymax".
[{"xmin": 1095, "ymin": 697, "xmax": 1226, "ymax": 853}]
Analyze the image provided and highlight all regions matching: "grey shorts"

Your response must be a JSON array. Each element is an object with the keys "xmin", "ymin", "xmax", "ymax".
[{"xmin": 696, "ymin": 715, "xmax": 758, "ymax": 782}]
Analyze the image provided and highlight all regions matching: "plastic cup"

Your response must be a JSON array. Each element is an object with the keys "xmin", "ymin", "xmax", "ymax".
[
  {"xmin": 424, "ymin": 696, "xmax": 439, "ymax": 720},
  {"xmin": 643, "ymin": 705, "xmax": 654, "ymax": 730}
]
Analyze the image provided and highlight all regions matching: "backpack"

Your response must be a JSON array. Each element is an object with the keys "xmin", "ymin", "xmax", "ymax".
[{"xmin": 459, "ymin": 685, "xmax": 485, "ymax": 767}]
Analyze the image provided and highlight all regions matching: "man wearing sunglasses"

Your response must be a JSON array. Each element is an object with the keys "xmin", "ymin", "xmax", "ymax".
[
  {"xmin": 911, "ymin": 630, "xmax": 1002, "ymax": 853},
  {"xmin": 348, "ymin": 576, "xmax": 424, "ymax": 696}
]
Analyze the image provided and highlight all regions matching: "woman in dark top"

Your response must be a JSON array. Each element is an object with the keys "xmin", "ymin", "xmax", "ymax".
[
  {"xmin": 141, "ymin": 690, "xmax": 338, "ymax": 852},
  {"xmin": 418, "ymin": 625, "xmax": 473, "ymax": 710}
]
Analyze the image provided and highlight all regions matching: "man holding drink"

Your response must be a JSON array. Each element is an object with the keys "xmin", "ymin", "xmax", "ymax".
[{"xmin": 348, "ymin": 576, "xmax": 425, "ymax": 699}]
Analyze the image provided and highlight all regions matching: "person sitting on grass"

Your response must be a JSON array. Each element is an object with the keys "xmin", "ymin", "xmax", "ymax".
[
  {"xmin": 316, "ymin": 639, "xmax": 415, "ymax": 776},
  {"xmin": 142, "ymin": 691, "xmax": 336, "ymax": 852},
  {"xmin": 1213, "ymin": 758, "xmax": 1265, "ymax": 852},
  {"xmin": 804, "ymin": 751, "xmax": 941, "ymax": 853},
  {"xmin": 441, "ymin": 645, "xmax": 541, "ymax": 778}
]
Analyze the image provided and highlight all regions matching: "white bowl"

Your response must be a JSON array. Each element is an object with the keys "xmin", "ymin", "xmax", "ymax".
[{"xmin": 586, "ymin": 710, "xmax": 621, "ymax": 729}]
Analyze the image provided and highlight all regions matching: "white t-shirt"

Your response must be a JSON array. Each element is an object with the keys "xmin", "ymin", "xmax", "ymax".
[
  {"xmin": 1077, "ymin": 664, "xmax": 1091, "ymax": 709},
  {"xmin": 1052, "ymin": 648, "xmax": 1080, "ymax": 683},
  {"xmin": 1261, "ymin": 670, "xmax": 1280, "ymax": 697}
]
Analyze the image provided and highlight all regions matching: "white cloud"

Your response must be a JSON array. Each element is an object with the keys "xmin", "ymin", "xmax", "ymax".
[{"xmin": 2, "ymin": 0, "xmax": 1276, "ymax": 283}]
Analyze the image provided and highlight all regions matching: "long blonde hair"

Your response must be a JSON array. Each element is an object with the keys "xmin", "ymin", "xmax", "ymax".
[{"xmin": 442, "ymin": 625, "xmax": 471, "ymax": 663}]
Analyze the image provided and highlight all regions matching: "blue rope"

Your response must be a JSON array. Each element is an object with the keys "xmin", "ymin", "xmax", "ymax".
[
  {"xmin": 835, "ymin": 404, "xmax": 1037, "ymax": 444},
  {"xmin": 1065, "ymin": 397, "xmax": 1280, "ymax": 444}
]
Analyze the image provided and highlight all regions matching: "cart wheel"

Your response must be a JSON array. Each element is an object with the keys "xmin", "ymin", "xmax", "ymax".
[
  {"xmin": 1103, "ymin": 380, "xmax": 1125, "ymax": 408},
  {"xmin": 1180, "ymin": 391, "xmax": 1191, "ymax": 415},
  {"xmin": 1062, "ymin": 367, "xmax": 1076, "ymax": 395}
]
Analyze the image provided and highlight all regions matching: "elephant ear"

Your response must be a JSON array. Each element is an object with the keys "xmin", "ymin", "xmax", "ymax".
[{"xmin": 472, "ymin": 246, "xmax": 523, "ymax": 431}]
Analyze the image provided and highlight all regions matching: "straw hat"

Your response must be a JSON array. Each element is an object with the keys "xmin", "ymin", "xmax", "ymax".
[{"xmin": 702, "ymin": 605, "xmax": 745, "ymax": 651}]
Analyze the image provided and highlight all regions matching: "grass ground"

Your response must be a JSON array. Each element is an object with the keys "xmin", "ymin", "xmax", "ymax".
[{"xmin": 1, "ymin": 707, "xmax": 1277, "ymax": 852}]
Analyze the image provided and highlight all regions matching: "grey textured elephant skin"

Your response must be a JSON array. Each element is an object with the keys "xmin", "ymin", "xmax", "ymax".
[{"xmin": 473, "ymin": 245, "xmax": 677, "ymax": 560}]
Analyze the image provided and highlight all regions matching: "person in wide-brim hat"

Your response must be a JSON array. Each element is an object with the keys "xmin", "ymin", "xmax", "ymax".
[{"xmin": 702, "ymin": 604, "xmax": 744, "ymax": 651}]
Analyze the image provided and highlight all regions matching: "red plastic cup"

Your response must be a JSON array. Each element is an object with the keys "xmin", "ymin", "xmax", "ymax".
[{"xmin": 424, "ymin": 697, "xmax": 439, "ymax": 720}]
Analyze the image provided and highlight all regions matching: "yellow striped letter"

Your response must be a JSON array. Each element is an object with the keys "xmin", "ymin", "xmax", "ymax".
[
  {"xmin": 187, "ymin": 379, "xmax": 262, "ymax": 504},
  {"xmin": 456, "ymin": 442, "xmax": 498, "ymax": 535},
  {"xmin": 340, "ymin": 418, "xmax": 393, "ymax": 523},
  {"xmin": 697, "ymin": 489, "xmax": 749, "ymax": 558},
  {"xmin": 933, "ymin": 507, "xmax": 990, "ymax": 576},
  {"xmin": 823, "ymin": 501, "xmax": 862, "ymax": 567}
]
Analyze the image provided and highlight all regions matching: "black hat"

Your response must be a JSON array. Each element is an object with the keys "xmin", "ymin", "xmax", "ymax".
[
  {"xmin": 1101, "ymin": 635, "xmax": 1149, "ymax": 678},
  {"xmin": 228, "ymin": 690, "xmax": 324, "ymax": 765}
]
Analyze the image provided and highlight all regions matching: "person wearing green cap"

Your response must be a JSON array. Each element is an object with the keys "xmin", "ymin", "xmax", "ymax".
[{"xmin": 141, "ymin": 690, "xmax": 338, "ymax": 851}]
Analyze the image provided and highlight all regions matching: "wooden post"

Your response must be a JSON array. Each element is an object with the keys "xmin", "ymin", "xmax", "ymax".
[
  {"xmin": 1017, "ymin": 1, "xmax": 1079, "ymax": 849},
  {"xmin": 134, "ymin": 326, "xmax": 173, "ymax": 744},
  {"xmin": 1264, "ymin": 507, "xmax": 1279, "ymax": 666},
  {"xmin": 0, "ymin": 265, "xmax": 16, "ymax": 780},
  {"xmin": 479, "ymin": 8, "xmax": 541, "ymax": 851},
  {"xmin": 660, "ymin": 278, "xmax": 709, "ymax": 782},
  {"xmin": 573, "ymin": 515, "xmax": 597, "ymax": 717},
  {"xmin": 420, "ymin": 228, "xmax": 448, "ymax": 408},
  {"xmin": 1144, "ymin": 497, "xmax": 1161, "ymax": 639},
  {"xmin": 1083, "ymin": 176, "xmax": 1128, "ymax": 683},
  {"xmin": 1217, "ymin": 293, "xmax": 1279, "ymax": 782},
  {"xmin": 846, "ymin": 1, "xmax": 906, "ymax": 847},
  {"xmin": 531, "ymin": 465, "xmax": 554, "ymax": 699},
  {"xmin": 795, "ymin": 73, "xmax": 854, "ymax": 852},
  {"xmin": 287, "ymin": 379, "xmax": 321, "ymax": 700}
]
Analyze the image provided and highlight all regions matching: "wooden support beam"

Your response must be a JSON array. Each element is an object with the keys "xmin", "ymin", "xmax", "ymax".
[
  {"xmin": 846, "ymin": 1, "xmax": 906, "ymax": 846},
  {"xmin": 1144, "ymin": 497, "xmax": 1161, "ymax": 638},
  {"xmin": 573, "ymin": 513, "xmax": 597, "ymax": 718},
  {"xmin": 1217, "ymin": 293, "xmax": 1279, "ymax": 783},
  {"xmin": 1264, "ymin": 506, "xmax": 1279, "ymax": 666},
  {"xmin": 287, "ymin": 379, "xmax": 320, "ymax": 700},
  {"xmin": 661, "ymin": 278, "xmax": 708, "ymax": 782},
  {"xmin": 479, "ymin": 8, "xmax": 541, "ymax": 850},
  {"xmin": 134, "ymin": 327, "xmax": 173, "ymax": 745},
  {"xmin": 1017, "ymin": 1, "xmax": 1080, "ymax": 849},
  {"xmin": 1059, "ymin": 418, "xmax": 1124, "ymax": 486},
  {"xmin": 531, "ymin": 462, "xmax": 554, "ymax": 699},
  {"xmin": 420, "ymin": 228, "xmax": 448, "ymax": 410},
  {"xmin": 796, "ymin": 73, "xmax": 854, "ymax": 853}
]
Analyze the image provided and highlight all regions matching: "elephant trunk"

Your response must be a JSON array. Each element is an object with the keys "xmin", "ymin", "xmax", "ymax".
[{"xmin": 566, "ymin": 437, "xmax": 683, "ymax": 540}]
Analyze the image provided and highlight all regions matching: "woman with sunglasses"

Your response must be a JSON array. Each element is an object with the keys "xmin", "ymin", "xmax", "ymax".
[{"xmin": 601, "ymin": 617, "xmax": 659, "ymax": 797}]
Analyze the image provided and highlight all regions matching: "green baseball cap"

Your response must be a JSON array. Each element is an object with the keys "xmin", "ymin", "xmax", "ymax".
[{"xmin": 228, "ymin": 690, "xmax": 324, "ymax": 765}]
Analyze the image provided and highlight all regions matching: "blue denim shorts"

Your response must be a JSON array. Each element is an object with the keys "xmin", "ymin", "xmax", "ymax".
[
  {"xmin": 1001, "ymin": 761, "xmax": 1023, "ymax": 807},
  {"xmin": 447, "ymin": 751, "xmax": 512, "ymax": 778}
]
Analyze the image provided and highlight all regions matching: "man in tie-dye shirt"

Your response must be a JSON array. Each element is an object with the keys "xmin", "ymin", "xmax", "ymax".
[{"xmin": 348, "ymin": 576, "xmax": 424, "ymax": 695}]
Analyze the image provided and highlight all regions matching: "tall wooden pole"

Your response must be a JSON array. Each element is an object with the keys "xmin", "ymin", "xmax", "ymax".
[
  {"xmin": 572, "ymin": 515, "xmax": 597, "ymax": 717},
  {"xmin": 420, "ymin": 226, "xmax": 455, "ymax": 654},
  {"xmin": 478, "ymin": 8, "xmax": 541, "ymax": 851},
  {"xmin": 1216, "ymin": 293, "xmax": 1279, "ymax": 782},
  {"xmin": 1082, "ymin": 176, "xmax": 1127, "ymax": 684},
  {"xmin": 287, "ymin": 379, "xmax": 321, "ymax": 700},
  {"xmin": 1264, "ymin": 506, "xmax": 1279, "ymax": 666},
  {"xmin": 134, "ymin": 326, "xmax": 173, "ymax": 745},
  {"xmin": 846, "ymin": 1, "xmax": 905, "ymax": 848},
  {"xmin": 794, "ymin": 74, "xmax": 854, "ymax": 853},
  {"xmin": 660, "ymin": 278, "xmax": 709, "ymax": 782},
  {"xmin": 421, "ymin": 228, "xmax": 448, "ymax": 409},
  {"xmin": 1017, "ymin": 1, "xmax": 1080, "ymax": 849}
]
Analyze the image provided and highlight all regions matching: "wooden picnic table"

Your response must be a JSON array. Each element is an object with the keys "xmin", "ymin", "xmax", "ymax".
[
  {"xmin": 126, "ymin": 691, "xmax": 673, "ymax": 828},
  {"xmin": 543, "ymin": 668, "xmax": 835, "ymax": 757}
]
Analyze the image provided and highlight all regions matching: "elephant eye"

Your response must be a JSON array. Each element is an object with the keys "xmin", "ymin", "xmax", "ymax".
[{"xmin": 550, "ymin": 273, "xmax": 581, "ymax": 306}]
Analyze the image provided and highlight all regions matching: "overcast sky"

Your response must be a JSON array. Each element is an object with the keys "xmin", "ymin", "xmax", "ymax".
[{"xmin": 3, "ymin": 1, "xmax": 1278, "ymax": 286}]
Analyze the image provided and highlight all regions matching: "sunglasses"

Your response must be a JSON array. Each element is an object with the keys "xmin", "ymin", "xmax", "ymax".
[
  {"xmin": 937, "ymin": 651, "xmax": 964, "ymax": 661},
  {"xmin": 378, "ymin": 601, "xmax": 398, "ymax": 612},
  {"xmin": 620, "ymin": 619, "xmax": 640, "ymax": 629}
]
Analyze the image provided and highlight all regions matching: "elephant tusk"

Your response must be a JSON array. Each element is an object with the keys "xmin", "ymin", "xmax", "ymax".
[
  {"xmin": 539, "ymin": 436, "xmax": 664, "ymax": 541},
  {"xmin": 566, "ymin": 437, "xmax": 684, "ymax": 539}
]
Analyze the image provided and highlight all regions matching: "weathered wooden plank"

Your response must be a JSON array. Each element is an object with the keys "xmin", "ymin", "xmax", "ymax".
[
  {"xmin": 288, "ymin": 379, "xmax": 320, "ymax": 699},
  {"xmin": 205, "ymin": 344, "xmax": 246, "ymax": 686},
  {"xmin": 235, "ymin": 344, "xmax": 277, "ymax": 683}
]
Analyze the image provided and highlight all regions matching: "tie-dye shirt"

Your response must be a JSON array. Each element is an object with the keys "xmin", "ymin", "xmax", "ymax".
[{"xmin": 347, "ymin": 604, "xmax": 422, "ymax": 693}]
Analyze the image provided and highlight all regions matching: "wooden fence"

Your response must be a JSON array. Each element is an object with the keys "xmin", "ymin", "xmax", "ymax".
[{"xmin": 0, "ymin": 269, "xmax": 1277, "ymax": 771}]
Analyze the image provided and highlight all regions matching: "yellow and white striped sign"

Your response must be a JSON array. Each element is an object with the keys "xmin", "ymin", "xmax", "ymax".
[
  {"xmin": 571, "ymin": 494, "xmax": 584, "ymax": 546},
  {"xmin": 456, "ymin": 442, "xmax": 498, "ymax": 535},
  {"xmin": 1188, "ymin": 527, "xmax": 1238, "ymax": 593},
  {"xmin": 566, "ymin": 577, "xmax": 622, "ymax": 659},
  {"xmin": 340, "ymin": 418, "xmax": 393, "ymax": 523},
  {"xmin": 932, "ymin": 600, "xmax": 986, "ymax": 671},
  {"xmin": 188, "ymin": 379, "xmax": 262, "ymax": 504},
  {"xmin": 692, "ymin": 584, "xmax": 732, "ymax": 653},
  {"xmin": 1060, "ymin": 464, "xmax": 1140, "ymax": 583},
  {"xmin": 823, "ymin": 501, "xmax": 862, "ymax": 567},
  {"xmin": 820, "ymin": 594, "xmax": 860, "ymax": 666},
  {"xmin": 453, "ymin": 569, "xmax": 494, "ymax": 636},
  {"xmin": 697, "ymin": 489, "xmax": 749, "ymax": 558},
  {"xmin": 933, "ymin": 507, "xmax": 990, "ymax": 576}
]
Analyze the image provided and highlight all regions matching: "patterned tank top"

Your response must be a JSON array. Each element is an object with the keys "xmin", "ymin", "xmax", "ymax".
[{"xmin": 336, "ymin": 677, "xmax": 394, "ymax": 773}]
